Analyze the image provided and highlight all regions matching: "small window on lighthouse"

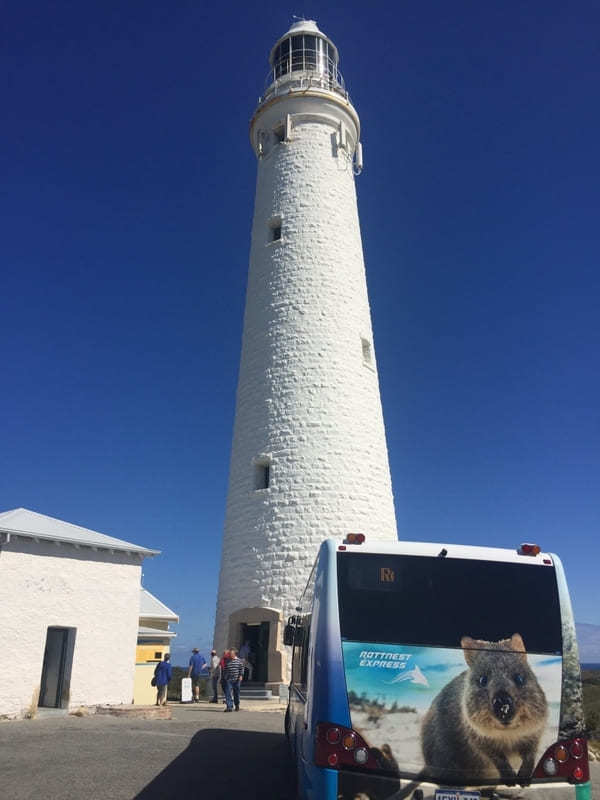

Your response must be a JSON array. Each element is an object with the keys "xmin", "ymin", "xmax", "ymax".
[
  {"xmin": 274, "ymin": 115, "xmax": 292, "ymax": 144},
  {"xmin": 269, "ymin": 217, "xmax": 282, "ymax": 242},
  {"xmin": 255, "ymin": 461, "xmax": 271, "ymax": 490},
  {"xmin": 361, "ymin": 337, "xmax": 373, "ymax": 366}
]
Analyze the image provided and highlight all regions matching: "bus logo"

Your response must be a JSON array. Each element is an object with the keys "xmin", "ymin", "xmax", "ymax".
[{"xmin": 380, "ymin": 567, "xmax": 395, "ymax": 583}]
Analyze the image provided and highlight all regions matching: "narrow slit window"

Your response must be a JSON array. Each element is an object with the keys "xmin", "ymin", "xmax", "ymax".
[
  {"xmin": 255, "ymin": 462, "xmax": 271, "ymax": 490},
  {"xmin": 274, "ymin": 125, "xmax": 285, "ymax": 143},
  {"xmin": 361, "ymin": 337, "xmax": 373, "ymax": 365},
  {"xmin": 269, "ymin": 216, "xmax": 282, "ymax": 242}
]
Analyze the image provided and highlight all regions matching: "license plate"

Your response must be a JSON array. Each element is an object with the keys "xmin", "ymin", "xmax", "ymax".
[{"xmin": 434, "ymin": 792, "xmax": 480, "ymax": 800}]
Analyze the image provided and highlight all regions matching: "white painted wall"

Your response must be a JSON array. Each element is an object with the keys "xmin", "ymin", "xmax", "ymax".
[
  {"xmin": 0, "ymin": 537, "xmax": 141, "ymax": 718},
  {"xmin": 214, "ymin": 75, "xmax": 398, "ymax": 655}
]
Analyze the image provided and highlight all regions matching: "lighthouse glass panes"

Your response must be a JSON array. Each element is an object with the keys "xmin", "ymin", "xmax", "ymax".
[{"xmin": 272, "ymin": 35, "xmax": 340, "ymax": 88}]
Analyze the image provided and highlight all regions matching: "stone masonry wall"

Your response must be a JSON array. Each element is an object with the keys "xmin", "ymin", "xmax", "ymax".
[{"xmin": 214, "ymin": 105, "xmax": 397, "ymax": 657}]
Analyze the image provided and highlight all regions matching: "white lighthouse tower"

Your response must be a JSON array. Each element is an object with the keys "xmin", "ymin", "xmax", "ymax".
[{"xmin": 214, "ymin": 20, "xmax": 397, "ymax": 687}]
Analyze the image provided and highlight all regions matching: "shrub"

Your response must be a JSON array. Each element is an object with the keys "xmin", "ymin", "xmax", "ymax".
[{"xmin": 582, "ymin": 669, "xmax": 600, "ymax": 739}]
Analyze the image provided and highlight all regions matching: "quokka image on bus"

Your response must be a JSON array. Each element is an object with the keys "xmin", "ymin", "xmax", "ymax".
[{"xmin": 284, "ymin": 537, "xmax": 591, "ymax": 800}]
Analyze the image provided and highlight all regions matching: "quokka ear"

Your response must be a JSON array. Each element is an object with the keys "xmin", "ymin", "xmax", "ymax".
[
  {"xmin": 510, "ymin": 633, "xmax": 527, "ymax": 659},
  {"xmin": 461, "ymin": 636, "xmax": 488, "ymax": 665}
]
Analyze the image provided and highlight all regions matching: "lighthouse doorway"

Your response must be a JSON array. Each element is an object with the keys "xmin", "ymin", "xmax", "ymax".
[
  {"xmin": 228, "ymin": 607, "xmax": 286, "ymax": 690},
  {"xmin": 240, "ymin": 622, "xmax": 269, "ymax": 683}
]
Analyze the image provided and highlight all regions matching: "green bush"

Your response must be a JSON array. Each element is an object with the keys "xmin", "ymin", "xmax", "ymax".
[{"xmin": 582, "ymin": 669, "xmax": 600, "ymax": 738}]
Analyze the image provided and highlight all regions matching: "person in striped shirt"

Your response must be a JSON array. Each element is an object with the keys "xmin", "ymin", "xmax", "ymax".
[{"xmin": 223, "ymin": 648, "xmax": 244, "ymax": 712}]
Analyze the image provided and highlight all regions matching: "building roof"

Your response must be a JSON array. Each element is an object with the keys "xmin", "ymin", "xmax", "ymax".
[
  {"xmin": 139, "ymin": 587, "xmax": 179, "ymax": 621},
  {"xmin": 0, "ymin": 508, "xmax": 159, "ymax": 557},
  {"xmin": 138, "ymin": 625, "xmax": 176, "ymax": 639}
]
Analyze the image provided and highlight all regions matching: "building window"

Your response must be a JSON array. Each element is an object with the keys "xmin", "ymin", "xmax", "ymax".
[
  {"xmin": 154, "ymin": 651, "xmax": 162, "ymax": 660},
  {"xmin": 254, "ymin": 461, "xmax": 271, "ymax": 490},
  {"xmin": 361, "ymin": 337, "xmax": 373, "ymax": 366},
  {"xmin": 274, "ymin": 115, "xmax": 292, "ymax": 144},
  {"xmin": 268, "ymin": 216, "xmax": 282, "ymax": 243}
]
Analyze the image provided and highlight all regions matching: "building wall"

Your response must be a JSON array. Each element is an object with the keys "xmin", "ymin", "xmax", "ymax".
[
  {"xmin": 133, "ymin": 663, "xmax": 160, "ymax": 705},
  {"xmin": 136, "ymin": 642, "xmax": 168, "ymax": 663},
  {"xmin": 0, "ymin": 538, "xmax": 142, "ymax": 718},
  {"xmin": 214, "ymin": 96, "xmax": 397, "ymax": 656}
]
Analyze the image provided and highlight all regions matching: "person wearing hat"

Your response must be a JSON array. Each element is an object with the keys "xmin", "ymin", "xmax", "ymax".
[
  {"xmin": 208, "ymin": 648, "xmax": 220, "ymax": 703},
  {"xmin": 188, "ymin": 648, "xmax": 206, "ymax": 703}
]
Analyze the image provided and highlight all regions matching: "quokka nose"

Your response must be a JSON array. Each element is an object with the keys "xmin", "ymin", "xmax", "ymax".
[{"xmin": 492, "ymin": 691, "xmax": 515, "ymax": 723}]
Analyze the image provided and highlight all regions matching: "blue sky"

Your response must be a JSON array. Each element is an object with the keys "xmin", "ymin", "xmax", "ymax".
[{"xmin": 2, "ymin": 1, "xmax": 598, "ymax": 665}]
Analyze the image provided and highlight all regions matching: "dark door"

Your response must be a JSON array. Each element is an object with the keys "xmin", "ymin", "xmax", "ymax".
[
  {"xmin": 39, "ymin": 627, "xmax": 69, "ymax": 708},
  {"xmin": 240, "ymin": 622, "xmax": 270, "ymax": 683}
]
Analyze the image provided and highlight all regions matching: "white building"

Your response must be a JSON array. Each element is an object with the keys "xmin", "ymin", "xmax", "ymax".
[
  {"xmin": 0, "ymin": 507, "xmax": 158, "ymax": 719},
  {"xmin": 214, "ymin": 20, "xmax": 398, "ymax": 687}
]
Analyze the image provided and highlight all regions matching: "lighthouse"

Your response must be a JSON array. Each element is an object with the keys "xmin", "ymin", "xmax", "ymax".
[{"xmin": 213, "ymin": 20, "xmax": 397, "ymax": 688}]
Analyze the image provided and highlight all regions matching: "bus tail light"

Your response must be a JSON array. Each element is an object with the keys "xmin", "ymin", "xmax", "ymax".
[
  {"xmin": 345, "ymin": 533, "xmax": 365, "ymax": 545},
  {"xmin": 325, "ymin": 726, "xmax": 341, "ymax": 745},
  {"xmin": 315, "ymin": 722, "xmax": 379, "ymax": 771},
  {"xmin": 533, "ymin": 738, "xmax": 589, "ymax": 784},
  {"xmin": 518, "ymin": 543, "xmax": 541, "ymax": 556}
]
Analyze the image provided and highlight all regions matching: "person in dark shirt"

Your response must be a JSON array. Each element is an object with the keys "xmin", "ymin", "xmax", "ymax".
[
  {"xmin": 154, "ymin": 654, "xmax": 172, "ymax": 706},
  {"xmin": 223, "ymin": 648, "xmax": 244, "ymax": 712}
]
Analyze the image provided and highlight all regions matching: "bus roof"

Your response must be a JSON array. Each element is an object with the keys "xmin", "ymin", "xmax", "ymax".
[{"xmin": 331, "ymin": 538, "xmax": 554, "ymax": 566}]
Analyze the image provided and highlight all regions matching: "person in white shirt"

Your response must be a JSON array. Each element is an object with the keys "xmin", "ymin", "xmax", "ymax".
[{"xmin": 208, "ymin": 649, "xmax": 220, "ymax": 703}]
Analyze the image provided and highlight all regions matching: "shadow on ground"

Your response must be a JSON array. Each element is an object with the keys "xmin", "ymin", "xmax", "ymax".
[{"xmin": 135, "ymin": 727, "xmax": 296, "ymax": 799}]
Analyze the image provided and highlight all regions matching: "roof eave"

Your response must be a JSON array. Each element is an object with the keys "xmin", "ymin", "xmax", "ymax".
[{"xmin": 0, "ymin": 527, "xmax": 160, "ymax": 557}]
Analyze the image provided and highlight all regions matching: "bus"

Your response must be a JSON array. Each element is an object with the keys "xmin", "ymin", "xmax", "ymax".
[{"xmin": 284, "ymin": 536, "xmax": 591, "ymax": 800}]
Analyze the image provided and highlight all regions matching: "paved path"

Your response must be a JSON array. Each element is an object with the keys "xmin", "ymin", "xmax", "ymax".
[
  {"xmin": 0, "ymin": 704, "xmax": 294, "ymax": 800},
  {"xmin": 1, "ymin": 704, "xmax": 598, "ymax": 799}
]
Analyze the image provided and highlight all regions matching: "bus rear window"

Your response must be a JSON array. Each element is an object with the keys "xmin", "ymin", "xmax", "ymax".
[{"xmin": 337, "ymin": 553, "xmax": 562, "ymax": 654}]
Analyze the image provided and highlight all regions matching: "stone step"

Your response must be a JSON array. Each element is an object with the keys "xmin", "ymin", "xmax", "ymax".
[
  {"xmin": 239, "ymin": 688, "xmax": 272, "ymax": 699},
  {"xmin": 35, "ymin": 707, "xmax": 68, "ymax": 719}
]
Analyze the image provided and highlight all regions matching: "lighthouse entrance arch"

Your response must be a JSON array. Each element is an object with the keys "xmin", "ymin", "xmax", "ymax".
[{"xmin": 228, "ymin": 607, "xmax": 286, "ymax": 689}]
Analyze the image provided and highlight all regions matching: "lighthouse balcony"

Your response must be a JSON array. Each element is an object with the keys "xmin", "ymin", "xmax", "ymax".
[{"xmin": 259, "ymin": 69, "xmax": 350, "ymax": 107}]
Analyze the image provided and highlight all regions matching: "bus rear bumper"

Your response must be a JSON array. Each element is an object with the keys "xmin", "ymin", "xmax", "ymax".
[
  {"xmin": 301, "ymin": 765, "xmax": 338, "ymax": 799},
  {"xmin": 337, "ymin": 771, "xmax": 590, "ymax": 799}
]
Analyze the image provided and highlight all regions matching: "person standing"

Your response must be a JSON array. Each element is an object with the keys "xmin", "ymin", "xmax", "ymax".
[
  {"xmin": 239, "ymin": 640, "xmax": 250, "ymax": 660},
  {"xmin": 219, "ymin": 649, "xmax": 231, "ymax": 703},
  {"xmin": 154, "ymin": 653, "xmax": 172, "ymax": 706},
  {"xmin": 223, "ymin": 648, "xmax": 244, "ymax": 712},
  {"xmin": 188, "ymin": 648, "xmax": 206, "ymax": 703},
  {"xmin": 208, "ymin": 649, "xmax": 220, "ymax": 703}
]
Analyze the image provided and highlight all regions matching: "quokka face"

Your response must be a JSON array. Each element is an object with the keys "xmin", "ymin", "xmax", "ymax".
[{"xmin": 461, "ymin": 633, "xmax": 548, "ymax": 736}]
